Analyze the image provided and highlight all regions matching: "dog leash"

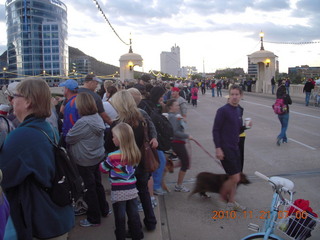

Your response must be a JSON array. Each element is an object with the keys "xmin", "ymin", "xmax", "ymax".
[{"xmin": 190, "ymin": 139, "xmax": 224, "ymax": 168}]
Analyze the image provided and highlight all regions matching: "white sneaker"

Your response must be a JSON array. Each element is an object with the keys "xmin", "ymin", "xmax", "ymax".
[
  {"xmin": 174, "ymin": 185, "xmax": 190, "ymax": 192},
  {"xmin": 227, "ymin": 201, "xmax": 246, "ymax": 212},
  {"xmin": 151, "ymin": 196, "xmax": 157, "ymax": 208}
]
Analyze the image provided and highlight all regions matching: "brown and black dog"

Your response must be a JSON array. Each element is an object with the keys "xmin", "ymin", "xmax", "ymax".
[
  {"xmin": 189, "ymin": 172, "xmax": 250, "ymax": 198},
  {"xmin": 161, "ymin": 158, "xmax": 174, "ymax": 192}
]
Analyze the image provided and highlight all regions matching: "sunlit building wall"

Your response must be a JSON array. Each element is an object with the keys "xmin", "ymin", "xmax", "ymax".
[{"xmin": 5, "ymin": 0, "xmax": 68, "ymax": 77}]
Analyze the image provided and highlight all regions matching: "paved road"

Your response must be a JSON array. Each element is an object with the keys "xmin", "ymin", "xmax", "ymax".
[
  {"xmin": 159, "ymin": 89, "xmax": 320, "ymax": 240},
  {"xmin": 69, "ymin": 89, "xmax": 319, "ymax": 240}
]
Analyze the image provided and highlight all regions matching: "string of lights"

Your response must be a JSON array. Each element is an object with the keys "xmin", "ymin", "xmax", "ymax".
[
  {"xmin": 0, "ymin": 70, "xmax": 119, "ymax": 80},
  {"xmin": 149, "ymin": 70, "xmax": 166, "ymax": 77},
  {"xmin": 92, "ymin": 0, "xmax": 130, "ymax": 46},
  {"xmin": 265, "ymin": 40, "xmax": 320, "ymax": 45}
]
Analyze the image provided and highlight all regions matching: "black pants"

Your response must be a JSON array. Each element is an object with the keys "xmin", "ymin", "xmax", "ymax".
[
  {"xmin": 78, "ymin": 163, "xmax": 110, "ymax": 224},
  {"xmin": 239, "ymin": 137, "xmax": 245, "ymax": 172},
  {"xmin": 135, "ymin": 169, "xmax": 157, "ymax": 230}
]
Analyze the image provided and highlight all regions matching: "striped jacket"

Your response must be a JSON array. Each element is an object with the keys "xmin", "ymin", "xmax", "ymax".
[{"xmin": 100, "ymin": 150, "xmax": 137, "ymax": 191}]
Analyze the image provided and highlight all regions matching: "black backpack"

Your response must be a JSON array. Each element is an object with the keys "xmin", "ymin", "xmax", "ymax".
[
  {"xmin": 150, "ymin": 110, "xmax": 174, "ymax": 151},
  {"xmin": 29, "ymin": 126, "xmax": 86, "ymax": 207}
]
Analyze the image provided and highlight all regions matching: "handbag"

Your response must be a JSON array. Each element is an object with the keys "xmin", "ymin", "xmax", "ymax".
[{"xmin": 140, "ymin": 120, "xmax": 159, "ymax": 172}]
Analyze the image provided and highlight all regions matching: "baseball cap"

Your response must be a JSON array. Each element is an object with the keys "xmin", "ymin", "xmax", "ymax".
[
  {"xmin": 59, "ymin": 79, "xmax": 79, "ymax": 91},
  {"xmin": 4, "ymin": 82, "xmax": 20, "ymax": 97},
  {"xmin": 171, "ymin": 87, "xmax": 180, "ymax": 92},
  {"xmin": 0, "ymin": 104, "xmax": 10, "ymax": 116},
  {"xmin": 84, "ymin": 74, "xmax": 102, "ymax": 83}
]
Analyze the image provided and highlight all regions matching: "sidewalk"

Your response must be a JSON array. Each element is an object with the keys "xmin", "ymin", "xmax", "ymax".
[
  {"xmin": 68, "ymin": 175, "xmax": 163, "ymax": 240},
  {"xmin": 241, "ymin": 90, "xmax": 305, "ymax": 105}
]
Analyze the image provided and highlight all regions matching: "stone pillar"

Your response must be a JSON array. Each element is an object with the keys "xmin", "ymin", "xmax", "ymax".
[
  {"xmin": 248, "ymin": 50, "xmax": 277, "ymax": 93},
  {"xmin": 119, "ymin": 52, "xmax": 143, "ymax": 82}
]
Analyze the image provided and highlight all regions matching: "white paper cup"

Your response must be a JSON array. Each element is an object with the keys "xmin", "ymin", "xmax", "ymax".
[{"xmin": 245, "ymin": 118, "xmax": 252, "ymax": 129}]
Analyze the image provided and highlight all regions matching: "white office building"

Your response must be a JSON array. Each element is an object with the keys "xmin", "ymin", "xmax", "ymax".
[{"xmin": 160, "ymin": 45, "xmax": 180, "ymax": 77}]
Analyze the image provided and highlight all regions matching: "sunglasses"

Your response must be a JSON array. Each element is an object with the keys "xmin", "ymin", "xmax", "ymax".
[{"xmin": 13, "ymin": 93, "xmax": 25, "ymax": 98}]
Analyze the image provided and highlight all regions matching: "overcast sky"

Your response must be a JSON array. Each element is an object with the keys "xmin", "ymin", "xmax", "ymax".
[{"xmin": 0, "ymin": 0, "xmax": 319, "ymax": 74}]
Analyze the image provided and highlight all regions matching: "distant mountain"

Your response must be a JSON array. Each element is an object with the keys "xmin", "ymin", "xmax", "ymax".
[
  {"xmin": 0, "ymin": 46, "xmax": 120, "ymax": 76},
  {"xmin": 68, "ymin": 46, "xmax": 120, "ymax": 76}
]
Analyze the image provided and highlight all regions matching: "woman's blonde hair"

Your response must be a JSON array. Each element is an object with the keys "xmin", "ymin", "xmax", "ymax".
[
  {"xmin": 112, "ymin": 122, "xmax": 141, "ymax": 166},
  {"xmin": 76, "ymin": 92, "xmax": 98, "ymax": 116},
  {"xmin": 17, "ymin": 78, "xmax": 52, "ymax": 118},
  {"xmin": 111, "ymin": 90, "xmax": 143, "ymax": 127},
  {"xmin": 127, "ymin": 88, "xmax": 142, "ymax": 105}
]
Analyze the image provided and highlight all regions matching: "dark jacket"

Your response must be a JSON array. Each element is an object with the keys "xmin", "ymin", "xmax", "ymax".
[
  {"xmin": 276, "ymin": 85, "xmax": 292, "ymax": 112},
  {"xmin": 0, "ymin": 116, "xmax": 74, "ymax": 240},
  {"xmin": 303, "ymin": 81, "xmax": 314, "ymax": 93}
]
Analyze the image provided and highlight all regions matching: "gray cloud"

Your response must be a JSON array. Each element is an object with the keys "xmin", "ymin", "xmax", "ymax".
[
  {"xmin": 252, "ymin": 0, "xmax": 290, "ymax": 12},
  {"xmin": 186, "ymin": 0, "xmax": 253, "ymax": 14}
]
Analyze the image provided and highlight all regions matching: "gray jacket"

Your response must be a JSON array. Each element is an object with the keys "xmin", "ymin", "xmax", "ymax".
[
  {"xmin": 168, "ymin": 112, "xmax": 189, "ymax": 141},
  {"xmin": 177, "ymin": 96, "xmax": 187, "ymax": 117},
  {"xmin": 66, "ymin": 113, "xmax": 105, "ymax": 166}
]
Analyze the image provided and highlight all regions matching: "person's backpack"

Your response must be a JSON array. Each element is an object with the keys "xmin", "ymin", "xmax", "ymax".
[
  {"xmin": 29, "ymin": 126, "xmax": 86, "ymax": 207},
  {"xmin": 150, "ymin": 110, "xmax": 174, "ymax": 151},
  {"xmin": 272, "ymin": 98, "xmax": 288, "ymax": 115}
]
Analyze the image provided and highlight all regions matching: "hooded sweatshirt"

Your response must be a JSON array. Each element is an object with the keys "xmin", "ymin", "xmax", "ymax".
[{"xmin": 66, "ymin": 113, "xmax": 105, "ymax": 166}]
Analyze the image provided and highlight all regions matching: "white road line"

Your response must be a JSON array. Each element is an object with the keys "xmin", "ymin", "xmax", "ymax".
[
  {"xmin": 243, "ymin": 100, "xmax": 320, "ymax": 120},
  {"xmin": 288, "ymin": 138, "xmax": 316, "ymax": 150}
]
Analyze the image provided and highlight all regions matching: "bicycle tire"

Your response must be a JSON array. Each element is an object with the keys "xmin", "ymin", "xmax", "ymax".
[{"xmin": 242, "ymin": 235, "xmax": 279, "ymax": 240}]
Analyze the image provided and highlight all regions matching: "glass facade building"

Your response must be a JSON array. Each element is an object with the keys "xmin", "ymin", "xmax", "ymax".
[{"xmin": 5, "ymin": 0, "xmax": 68, "ymax": 78}]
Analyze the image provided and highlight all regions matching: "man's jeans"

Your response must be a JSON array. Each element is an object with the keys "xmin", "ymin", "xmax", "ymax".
[
  {"xmin": 305, "ymin": 92, "xmax": 311, "ymax": 106},
  {"xmin": 152, "ymin": 150, "xmax": 166, "ymax": 190},
  {"xmin": 277, "ymin": 113, "xmax": 289, "ymax": 142}
]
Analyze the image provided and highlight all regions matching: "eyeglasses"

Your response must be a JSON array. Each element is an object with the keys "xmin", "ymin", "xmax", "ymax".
[{"xmin": 13, "ymin": 93, "xmax": 25, "ymax": 98}]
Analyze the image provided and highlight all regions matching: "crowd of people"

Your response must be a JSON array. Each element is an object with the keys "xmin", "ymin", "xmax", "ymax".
[
  {"xmin": 0, "ymin": 73, "xmax": 316, "ymax": 240},
  {"xmin": 0, "ymin": 75, "xmax": 215, "ymax": 240}
]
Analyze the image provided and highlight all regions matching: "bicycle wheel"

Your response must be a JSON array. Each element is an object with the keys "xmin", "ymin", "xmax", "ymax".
[{"xmin": 242, "ymin": 234, "xmax": 279, "ymax": 240}]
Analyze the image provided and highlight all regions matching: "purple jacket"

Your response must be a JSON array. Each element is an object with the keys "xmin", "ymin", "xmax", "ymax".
[{"xmin": 212, "ymin": 104, "xmax": 242, "ymax": 150}]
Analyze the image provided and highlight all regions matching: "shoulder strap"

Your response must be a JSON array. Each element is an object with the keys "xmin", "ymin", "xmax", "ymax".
[
  {"xmin": 0, "ymin": 116, "xmax": 10, "ymax": 134},
  {"xmin": 27, "ymin": 125, "xmax": 57, "ymax": 147}
]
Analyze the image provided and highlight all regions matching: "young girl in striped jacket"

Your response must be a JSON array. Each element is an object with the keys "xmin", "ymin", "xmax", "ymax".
[{"xmin": 100, "ymin": 122, "xmax": 143, "ymax": 240}]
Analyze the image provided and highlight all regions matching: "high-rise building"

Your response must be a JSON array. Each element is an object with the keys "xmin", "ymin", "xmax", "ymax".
[
  {"xmin": 247, "ymin": 57, "xmax": 258, "ymax": 80},
  {"xmin": 5, "ymin": 0, "xmax": 68, "ymax": 78},
  {"xmin": 160, "ymin": 45, "xmax": 180, "ymax": 77}
]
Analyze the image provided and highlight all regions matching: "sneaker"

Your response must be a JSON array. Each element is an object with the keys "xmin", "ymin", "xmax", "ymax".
[
  {"xmin": 137, "ymin": 202, "xmax": 143, "ymax": 212},
  {"xmin": 227, "ymin": 202, "xmax": 246, "ymax": 212},
  {"xmin": 154, "ymin": 188, "xmax": 167, "ymax": 195},
  {"xmin": 174, "ymin": 185, "xmax": 190, "ymax": 192},
  {"xmin": 74, "ymin": 207, "xmax": 87, "ymax": 216},
  {"xmin": 276, "ymin": 138, "xmax": 281, "ymax": 146},
  {"xmin": 79, "ymin": 219, "xmax": 100, "ymax": 227},
  {"xmin": 169, "ymin": 153, "xmax": 179, "ymax": 161},
  {"xmin": 102, "ymin": 209, "xmax": 112, "ymax": 218},
  {"xmin": 151, "ymin": 197, "xmax": 157, "ymax": 208}
]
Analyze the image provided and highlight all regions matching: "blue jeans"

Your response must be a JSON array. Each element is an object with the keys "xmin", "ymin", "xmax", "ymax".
[
  {"xmin": 271, "ymin": 85, "xmax": 275, "ymax": 94},
  {"xmin": 217, "ymin": 88, "xmax": 222, "ymax": 97},
  {"xmin": 305, "ymin": 92, "xmax": 311, "ymax": 106},
  {"xmin": 113, "ymin": 198, "xmax": 143, "ymax": 240},
  {"xmin": 152, "ymin": 150, "xmax": 166, "ymax": 190},
  {"xmin": 277, "ymin": 113, "xmax": 289, "ymax": 142},
  {"xmin": 211, "ymin": 88, "xmax": 215, "ymax": 97}
]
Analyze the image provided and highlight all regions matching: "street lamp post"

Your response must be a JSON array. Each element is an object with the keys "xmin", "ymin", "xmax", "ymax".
[{"xmin": 259, "ymin": 31, "xmax": 265, "ymax": 51}]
